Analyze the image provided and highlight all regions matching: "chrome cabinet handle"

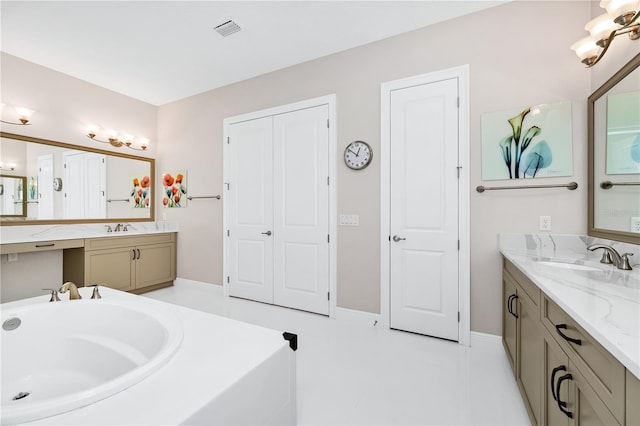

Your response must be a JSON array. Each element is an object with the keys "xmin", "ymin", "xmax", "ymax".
[
  {"xmin": 262, "ymin": 231, "xmax": 272, "ymax": 236},
  {"xmin": 392, "ymin": 235, "xmax": 406, "ymax": 242}
]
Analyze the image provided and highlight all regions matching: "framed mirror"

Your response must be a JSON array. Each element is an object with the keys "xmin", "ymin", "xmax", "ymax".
[
  {"xmin": 0, "ymin": 174, "xmax": 27, "ymax": 218},
  {"xmin": 0, "ymin": 132, "xmax": 155, "ymax": 225},
  {"xmin": 588, "ymin": 53, "xmax": 640, "ymax": 244}
]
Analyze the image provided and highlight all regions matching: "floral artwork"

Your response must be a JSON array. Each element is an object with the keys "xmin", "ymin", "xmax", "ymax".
[
  {"xmin": 130, "ymin": 175, "xmax": 151, "ymax": 208},
  {"xmin": 481, "ymin": 101, "xmax": 573, "ymax": 180},
  {"xmin": 162, "ymin": 171, "xmax": 187, "ymax": 208},
  {"xmin": 27, "ymin": 177, "xmax": 37, "ymax": 201}
]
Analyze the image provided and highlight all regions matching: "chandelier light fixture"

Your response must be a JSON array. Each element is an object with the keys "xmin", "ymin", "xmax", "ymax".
[
  {"xmin": 86, "ymin": 125, "xmax": 149, "ymax": 151},
  {"xmin": 0, "ymin": 103, "xmax": 34, "ymax": 125},
  {"xmin": 571, "ymin": 0, "xmax": 640, "ymax": 67}
]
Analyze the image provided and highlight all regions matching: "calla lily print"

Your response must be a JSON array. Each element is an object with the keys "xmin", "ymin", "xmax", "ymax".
[
  {"xmin": 163, "ymin": 171, "xmax": 187, "ymax": 208},
  {"xmin": 482, "ymin": 101, "xmax": 573, "ymax": 181},
  {"xmin": 131, "ymin": 175, "xmax": 151, "ymax": 208}
]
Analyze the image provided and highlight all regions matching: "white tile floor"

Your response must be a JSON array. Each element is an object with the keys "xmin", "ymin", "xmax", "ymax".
[{"xmin": 144, "ymin": 280, "xmax": 530, "ymax": 425}]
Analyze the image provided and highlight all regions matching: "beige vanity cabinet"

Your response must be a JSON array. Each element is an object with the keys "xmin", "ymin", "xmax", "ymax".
[
  {"xmin": 502, "ymin": 259, "xmax": 543, "ymax": 425},
  {"xmin": 82, "ymin": 233, "xmax": 176, "ymax": 293},
  {"xmin": 503, "ymin": 257, "xmax": 635, "ymax": 425}
]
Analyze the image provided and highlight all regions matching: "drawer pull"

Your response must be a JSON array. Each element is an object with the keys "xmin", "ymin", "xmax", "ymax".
[
  {"xmin": 507, "ymin": 294, "xmax": 519, "ymax": 318},
  {"xmin": 132, "ymin": 249, "xmax": 136, "ymax": 260},
  {"xmin": 555, "ymin": 324, "xmax": 582, "ymax": 346},
  {"xmin": 550, "ymin": 365, "xmax": 567, "ymax": 402},
  {"xmin": 136, "ymin": 248, "xmax": 141, "ymax": 260},
  {"xmin": 35, "ymin": 243, "xmax": 55, "ymax": 248},
  {"xmin": 556, "ymin": 373, "xmax": 573, "ymax": 418}
]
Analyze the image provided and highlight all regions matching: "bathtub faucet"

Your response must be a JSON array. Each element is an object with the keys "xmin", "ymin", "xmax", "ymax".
[{"xmin": 59, "ymin": 281, "xmax": 82, "ymax": 300}]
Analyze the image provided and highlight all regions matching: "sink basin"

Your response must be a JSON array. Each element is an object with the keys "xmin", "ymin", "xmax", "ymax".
[{"xmin": 535, "ymin": 260, "xmax": 603, "ymax": 272}]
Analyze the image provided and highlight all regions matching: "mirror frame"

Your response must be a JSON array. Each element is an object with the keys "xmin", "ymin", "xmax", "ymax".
[
  {"xmin": 0, "ymin": 131, "xmax": 155, "ymax": 226},
  {"xmin": 0, "ymin": 174, "xmax": 27, "ymax": 218},
  {"xmin": 588, "ymin": 52, "xmax": 640, "ymax": 245}
]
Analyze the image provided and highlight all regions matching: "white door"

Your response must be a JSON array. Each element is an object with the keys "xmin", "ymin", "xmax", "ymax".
[
  {"xmin": 228, "ymin": 116, "xmax": 274, "ymax": 304},
  {"xmin": 63, "ymin": 152, "xmax": 85, "ymax": 219},
  {"xmin": 273, "ymin": 106, "xmax": 329, "ymax": 314},
  {"xmin": 389, "ymin": 77, "xmax": 460, "ymax": 341},
  {"xmin": 63, "ymin": 151, "xmax": 106, "ymax": 219},
  {"xmin": 227, "ymin": 105, "xmax": 330, "ymax": 315},
  {"xmin": 85, "ymin": 155, "xmax": 106, "ymax": 218},
  {"xmin": 37, "ymin": 154, "xmax": 54, "ymax": 219}
]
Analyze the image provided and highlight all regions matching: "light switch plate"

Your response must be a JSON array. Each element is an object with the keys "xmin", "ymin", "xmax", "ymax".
[
  {"xmin": 7, "ymin": 253, "xmax": 18, "ymax": 262},
  {"xmin": 631, "ymin": 217, "xmax": 640, "ymax": 233},
  {"xmin": 539, "ymin": 216, "xmax": 552, "ymax": 231},
  {"xmin": 339, "ymin": 214, "xmax": 359, "ymax": 226}
]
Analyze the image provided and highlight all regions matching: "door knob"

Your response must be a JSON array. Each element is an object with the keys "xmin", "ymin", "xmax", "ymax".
[
  {"xmin": 262, "ymin": 230, "xmax": 272, "ymax": 236},
  {"xmin": 392, "ymin": 235, "xmax": 406, "ymax": 242}
]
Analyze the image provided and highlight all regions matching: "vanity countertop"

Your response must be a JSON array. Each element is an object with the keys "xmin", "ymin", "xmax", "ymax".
[
  {"xmin": 500, "ymin": 234, "xmax": 640, "ymax": 379},
  {"xmin": 0, "ymin": 222, "xmax": 178, "ymax": 245}
]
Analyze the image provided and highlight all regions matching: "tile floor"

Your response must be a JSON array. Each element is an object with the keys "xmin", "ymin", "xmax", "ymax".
[{"xmin": 144, "ymin": 280, "xmax": 530, "ymax": 425}]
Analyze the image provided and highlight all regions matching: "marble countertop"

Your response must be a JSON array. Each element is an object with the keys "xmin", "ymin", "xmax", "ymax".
[
  {"xmin": 500, "ymin": 234, "xmax": 640, "ymax": 379},
  {"xmin": 0, "ymin": 222, "xmax": 178, "ymax": 245}
]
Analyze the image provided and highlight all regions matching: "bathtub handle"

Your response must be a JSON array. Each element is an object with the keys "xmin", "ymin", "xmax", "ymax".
[{"xmin": 42, "ymin": 288, "xmax": 61, "ymax": 302}]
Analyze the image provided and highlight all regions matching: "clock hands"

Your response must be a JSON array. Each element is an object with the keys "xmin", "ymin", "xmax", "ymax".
[{"xmin": 347, "ymin": 148, "xmax": 358, "ymax": 156}]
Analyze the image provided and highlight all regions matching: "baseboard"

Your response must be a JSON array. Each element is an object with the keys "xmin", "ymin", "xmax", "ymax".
[
  {"xmin": 333, "ymin": 306, "xmax": 381, "ymax": 326},
  {"xmin": 174, "ymin": 277, "xmax": 223, "ymax": 293},
  {"xmin": 470, "ymin": 331, "xmax": 502, "ymax": 345}
]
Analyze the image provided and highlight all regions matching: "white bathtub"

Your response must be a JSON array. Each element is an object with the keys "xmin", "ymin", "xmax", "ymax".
[{"xmin": 1, "ymin": 297, "xmax": 183, "ymax": 425}]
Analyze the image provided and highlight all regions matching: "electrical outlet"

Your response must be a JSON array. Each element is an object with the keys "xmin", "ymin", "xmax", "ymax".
[
  {"xmin": 339, "ymin": 214, "xmax": 359, "ymax": 226},
  {"xmin": 631, "ymin": 217, "xmax": 640, "ymax": 233},
  {"xmin": 7, "ymin": 253, "xmax": 18, "ymax": 263},
  {"xmin": 539, "ymin": 215, "xmax": 552, "ymax": 231}
]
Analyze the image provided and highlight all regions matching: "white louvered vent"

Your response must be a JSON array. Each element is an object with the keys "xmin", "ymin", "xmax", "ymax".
[{"xmin": 214, "ymin": 20, "xmax": 241, "ymax": 37}]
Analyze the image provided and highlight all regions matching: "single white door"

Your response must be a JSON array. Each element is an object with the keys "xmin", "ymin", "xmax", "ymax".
[
  {"xmin": 273, "ymin": 105, "xmax": 329, "ymax": 314},
  {"xmin": 228, "ymin": 116, "xmax": 274, "ymax": 304},
  {"xmin": 63, "ymin": 151, "xmax": 107, "ymax": 219},
  {"xmin": 389, "ymin": 77, "xmax": 460, "ymax": 341},
  {"xmin": 63, "ymin": 152, "xmax": 85, "ymax": 219},
  {"xmin": 85, "ymin": 155, "xmax": 106, "ymax": 218},
  {"xmin": 37, "ymin": 154, "xmax": 54, "ymax": 219}
]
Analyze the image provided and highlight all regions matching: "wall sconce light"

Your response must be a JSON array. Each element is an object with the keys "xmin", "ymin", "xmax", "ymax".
[
  {"xmin": 0, "ymin": 161, "xmax": 17, "ymax": 171},
  {"xmin": 0, "ymin": 103, "xmax": 34, "ymax": 125},
  {"xmin": 86, "ymin": 125, "xmax": 149, "ymax": 151},
  {"xmin": 571, "ymin": 0, "xmax": 639, "ymax": 67}
]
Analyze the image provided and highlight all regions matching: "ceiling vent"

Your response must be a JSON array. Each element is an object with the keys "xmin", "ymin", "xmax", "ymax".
[{"xmin": 214, "ymin": 20, "xmax": 242, "ymax": 37}]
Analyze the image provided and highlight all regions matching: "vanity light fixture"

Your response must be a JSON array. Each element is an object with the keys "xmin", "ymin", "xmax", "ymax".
[
  {"xmin": 0, "ymin": 103, "xmax": 34, "ymax": 126},
  {"xmin": 571, "ymin": 0, "xmax": 639, "ymax": 67},
  {"xmin": 86, "ymin": 125, "xmax": 149, "ymax": 151},
  {"xmin": 0, "ymin": 161, "xmax": 17, "ymax": 171}
]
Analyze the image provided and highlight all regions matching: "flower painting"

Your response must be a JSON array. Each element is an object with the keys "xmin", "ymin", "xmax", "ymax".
[
  {"xmin": 606, "ymin": 91, "xmax": 640, "ymax": 175},
  {"xmin": 130, "ymin": 175, "xmax": 151, "ymax": 208},
  {"xmin": 481, "ymin": 101, "xmax": 573, "ymax": 180},
  {"xmin": 162, "ymin": 171, "xmax": 187, "ymax": 208}
]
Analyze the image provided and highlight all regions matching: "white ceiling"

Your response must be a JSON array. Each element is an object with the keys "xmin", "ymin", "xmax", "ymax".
[{"xmin": 1, "ymin": 1, "xmax": 504, "ymax": 106}]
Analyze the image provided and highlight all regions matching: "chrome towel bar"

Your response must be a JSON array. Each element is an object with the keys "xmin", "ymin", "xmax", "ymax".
[
  {"xmin": 600, "ymin": 181, "xmax": 640, "ymax": 190},
  {"xmin": 476, "ymin": 181, "xmax": 578, "ymax": 193},
  {"xmin": 186, "ymin": 195, "xmax": 221, "ymax": 200}
]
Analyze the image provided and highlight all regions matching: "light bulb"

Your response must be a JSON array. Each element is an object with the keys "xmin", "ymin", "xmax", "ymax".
[
  {"xmin": 585, "ymin": 13, "xmax": 619, "ymax": 44},
  {"xmin": 571, "ymin": 36, "xmax": 601, "ymax": 65}
]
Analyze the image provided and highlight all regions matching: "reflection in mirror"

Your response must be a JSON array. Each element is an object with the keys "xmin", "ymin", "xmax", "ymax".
[
  {"xmin": 0, "ymin": 132, "xmax": 154, "ymax": 225},
  {"xmin": 589, "ymin": 53, "xmax": 640, "ymax": 244},
  {"xmin": 0, "ymin": 175, "xmax": 27, "ymax": 218}
]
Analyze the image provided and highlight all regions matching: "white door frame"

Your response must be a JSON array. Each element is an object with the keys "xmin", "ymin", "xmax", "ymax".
[
  {"xmin": 222, "ymin": 94, "xmax": 338, "ymax": 318},
  {"xmin": 380, "ymin": 66, "xmax": 470, "ymax": 346}
]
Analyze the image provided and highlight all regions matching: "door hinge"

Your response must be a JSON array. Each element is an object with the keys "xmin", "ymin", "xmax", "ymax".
[
  {"xmin": 458, "ymin": 312, "xmax": 461, "ymax": 322},
  {"xmin": 327, "ymin": 176, "xmax": 330, "ymax": 186},
  {"xmin": 227, "ymin": 137, "xmax": 230, "ymax": 144},
  {"xmin": 457, "ymin": 97, "xmax": 460, "ymax": 108},
  {"xmin": 327, "ymin": 119, "xmax": 330, "ymax": 128},
  {"xmin": 327, "ymin": 234, "xmax": 330, "ymax": 243},
  {"xmin": 457, "ymin": 166, "xmax": 462, "ymax": 178},
  {"xmin": 102, "ymin": 158, "xmax": 105, "ymax": 163},
  {"xmin": 227, "ymin": 229, "xmax": 230, "ymax": 237},
  {"xmin": 225, "ymin": 182, "xmax": 230, "ymax": 190},
  {"xmin": 227, "ymin": 276, "xmax": 230, "ymax": 284},
  {"xmin": 458, "ymin": 240, "xmax": 460, "ymax": 250},
  {"xmin": 64, "ymin": 163, "xmax": 67, "ymax": 168},
  {"xmin": 327, "ymin": 292, "xmax": 330, "ymax": 301}
]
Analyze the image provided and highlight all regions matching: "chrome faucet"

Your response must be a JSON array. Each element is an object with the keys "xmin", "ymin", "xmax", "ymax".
[
  {"xmin": 114, "ymin": 223, "xmax": 123, "ymax": 232},
  {"xmin": 59, "ymin": 281, "xmax": 82, "ymax": 300},
  {"xmin": 587, "ymin": 244, "xmax": 633, "ymax": 270}
]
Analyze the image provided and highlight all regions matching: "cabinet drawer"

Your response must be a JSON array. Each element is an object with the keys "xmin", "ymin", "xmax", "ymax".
[
  {"xmin": 84, "ymin": 232, "xmax": 175, "ymax": 251},
  {"xmin": 542, "ymin": 296, "xmax": 625, "ymax": 422},
  {"xmin": 1, "ymin": 239, "xmax": 84, "ymax": 254},
  {"xmin": 504, "ymin": 259, "xmax": 540, "ymax": 308}
]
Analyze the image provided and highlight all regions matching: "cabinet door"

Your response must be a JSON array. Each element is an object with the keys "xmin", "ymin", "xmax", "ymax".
[
  {"xmin": 517, "ymin": 295, "xmax": 542, "ymax": 426},
  {"xmin": 85, "ymin": 247, "xmax": 135, "ymax": 292},
  {"xmin": 135, "ymin": 243, "xmax": 175, "ymax": 289},
  {"xmin": 571, "ymin": 366, "xmax": 620, "ymax": 426},
  {"xmin": 543, "ymin": 332, "xmax": 571, "ymax": 426},
  {"xmin": 502, "ymin": 272, "xmax": 518, "ymax": 374}
]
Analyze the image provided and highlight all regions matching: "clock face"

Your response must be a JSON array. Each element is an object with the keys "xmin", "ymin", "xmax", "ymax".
[{"xmin": 344, "ymin": 141, "xmax": 372, "ymax": 170}]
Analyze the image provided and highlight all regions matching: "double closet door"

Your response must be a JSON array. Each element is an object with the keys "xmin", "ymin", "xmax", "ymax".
[{"xmin": 227, "ymin": 105, "xmax": 330, "ymax": 315}]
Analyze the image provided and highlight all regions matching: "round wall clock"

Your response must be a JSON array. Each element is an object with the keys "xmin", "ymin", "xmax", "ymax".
[
  {"xmin": 344, "ymin": 141, "xmax": 372, "ymax": 170},
  {"xmin": 53, "ymin": 177, "xmax": 63, "ymax": 192}
]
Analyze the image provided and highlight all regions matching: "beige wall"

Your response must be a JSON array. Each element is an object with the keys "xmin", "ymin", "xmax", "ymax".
[
  {"xmin": 157, "ymin": 1, "xmax": 598, "ymax": 334},
  {"xmin": 2, "ymin": 1, "xmax": 638, "ymax": 335}
]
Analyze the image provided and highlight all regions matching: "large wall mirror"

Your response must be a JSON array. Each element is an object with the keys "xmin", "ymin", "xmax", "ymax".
[
  {"xmin": 0, "ymin": 132, "xmax": 155, "ymax": 225},
  {"xmin": 589, "ymin": 53, "xmax": 640, "ymax": 244}
]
